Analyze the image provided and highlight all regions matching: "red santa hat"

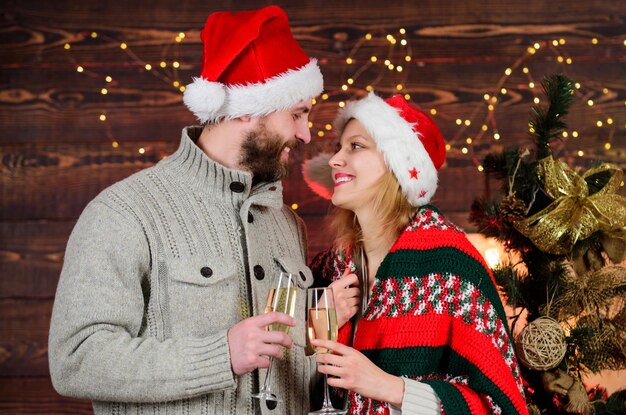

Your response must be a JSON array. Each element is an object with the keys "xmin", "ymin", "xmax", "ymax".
[
  {"xmin": 183, "ymin": 6, "xmax": 324, "ymax": 123},
  {"xmin": 303, "ymin": 93, "xmax": 446, "ymax": 207}
]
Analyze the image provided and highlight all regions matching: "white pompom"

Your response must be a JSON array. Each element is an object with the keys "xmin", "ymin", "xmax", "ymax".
[{"xmin": 183, "ymin": 77, "xmax": 226, "ymax": 123}]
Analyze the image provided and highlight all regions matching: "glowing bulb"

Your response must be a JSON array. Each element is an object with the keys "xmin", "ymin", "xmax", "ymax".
[
  {"xmin": 120, "ymin": 43, "xmax": 128, "ymax": 50},
  {"xmin": 396, "ymin": 65, "xmax": 403, "ymax": 72},
  {"xmin": 370, "ymin": 56, "xmax": 377, "ymax": 62},
  {"xmin": 494, "ymin": 133, "xmax": 500, "ymax": 140},
  {"xmin": 366, "ymin": 85, "xmax": 373, "ymax": 92},
  {"xmin": 533, "ymin": 42, "xmax": 541, "ymax": 49},
  {"xmin": 396, "ymin": 84, "xmax": 403, "ymax": 91},
  {"xmin": 464, "ymin": 120, "xmax": 471, "ymax": 126},
  {"xmin": 461, "ymin": 147, "xmax": 468, "ymax": 154},
  {"xmin": 76, "ymin": 66, "xmax": 84, "ymax": 73},
  {"xmin": 341, "ymin": 84, "xmax": 348, "ymax": 91},
  {"xmin": 101, "ymin": 88, "xmax": 108, "ymax": 95},
  {"xmin": 455, "ymin": 119, "xmax": 462, "ymax": 125},
  {"xmin": 173, "ymin": 81, "xmax": 180, "ymax": 87},
  {"xmin": 488, "ymin": 104, "xmax": 494, "ymax": 111},
  {"xmin": 291, "ymin": 203, "xmax": 299, "ymax": 210},
  {"xmin": 322, "ymin": 93, "xmax": 329, "ymax": 100},
  {"xmin": 557, "ymin": 56, "xmax": 564, "ymax": 63},
  {"xmin": 587, "ymin": 99, "xmax": 594, "ymax": 106},
  {"xmin": 552, "ymin": 40, "xmax": 559, "ymax": 46},
  {"xmin": 173, "ymin": 61, "xmax": 180, "ymax": 68},
  {"xmin": 346, "ymin": 58, "xmax": 353, "ymax": 64},
  {"xmin": 430, "ymin": 109, "xmax": 437, "ymax": 115},
  {"xmin": 603, "ymin": 88, "xmax": 609, "ymax": 94},
  {"xmin": 111, "ymin": 141, "xmax": 119, "ymax": 148},
  {"xmin": 311, "ymin": 99, "xmax": 316, "ymax": 105},
  {"xmin": 384, "ymin": 59, "xmax": 391, "ymax": 66},
  {"xmin": 404, "ymin": 94, "xmax": 411, "ymax": 100},
  {"xmin": 318, "ymin": 131, "xmax": 325, "ymax": 137},
  {"xmin": 577, "ymin": 150, "xmax": 584, "ymax": 157},
  {"xmin": 145, "ymin": 64, "xmax": 152, "ymax": 70},
  {"xmin": 566, "ymin": 58, "xmax": 572, "ymax": 64},
  {"xmin": 529, "ymin": 82, "xmax": 535, "ymax": 88},
  {"xmin": 399, "ymin": 28, "xmax": 406, "ymax": 34},
  {"xmin": 175, "ymin": 37, "xmax": 182, "ymax": 43},
  {"xmin": 91, "ymin": 32, "xmax": 98, "ymax": 38},
  {"xmin": 160, "ymin": 61, "xmax": 167, "ymax": 68},
  {"xmin": 591, "ymin": 38, "xmax": 598, "ymax": 44},
  {"xmin": 445, "ymin": 144, "xmax": 452, "ymax": 151},
  {"xmin": 105, "ymin": 76, "xmax": 112, "ymax": 82},
  {"xmin": 400, "ymin": 39, "xmax": 407, "ymax": 46},
  {"xmin": 533, "ymin": 98, "xmax": 540, "ymax": 104},
  {"xmin": 572, "ymin": 131, "xmax": 579, "ymax": 138},
  {"xmin": 99, "ymin": 114, "xmax": 106, "ymax": 121},
  {"xmin": 388, "ymin": 64, "xmax": 394, "ymax": 70},
  {"xmin": 482, "ymin": 125, "xmax": 488, "ymax": 132},
  {"xmin": 308, "ymin": 122, "xmax": 313, "ymax": 128},
  {"xmin": 478, "ymin": 165, "xmax": 484, "ymax": 172},
  {"xmin": 64, "ymin": 43, "xmax": 71, "ymax": 50},
  {"xmin": 562, "ymin": 131, "xmax": 568, "ymax": 137},
  {"xmin": 559, "ymin": 38, "xmax": 566, "ymax": 45},
  {"xmin": 607, "ymin": 118, "xmax": 613, "ymax": 125},
  {"xmin": 405, "ymin": 56, "xmax": 411, "ymax": 62},
  {"xmin": 505, "ymin": 68, "xmax": 512, "ymax": 75},
  {"xmin": 179, "ymin": 86, "xmax": 185, "ymax": 92},
  {"xmin": 605, "ymin": 142, "xmax": 612, "ymax": 150},
  {"xmin": 527, "ymin": 47, "xmax": 536, "ymax": 54},
  {"xmin": 138, "ymin": 148, "xmax": 145, "ymax": 154},
  {"xmin": 179, "ymin": 32, "xmax": 185, "ymax": 38},
  {"xmin": 325, "ymin": 124, "xmax": 332, "ymax": 131},
  {"xmin": 347, "ymin": 78, "xmax": 354, "ymax": 84},
  {"xmin": 596, "ymin": 120, "xmax": 603, "ymax": 127},
  {"xmin": 466, "ymin": 137, "xmax": 472, "ymax": 144},
  {"xmin": 338, "ymin": 101, "xmax": 345, "ymax": 108},
  {"xmin": 523, "ymin": 67, "xmax": 529, "ymax": 73},
  {"xmin": 365, "ymin": 33, "xmax": 372, "ymax": 40},
  {"xmin": 500, "ymin": 88, "xmax": 507, "ymax": 94}
]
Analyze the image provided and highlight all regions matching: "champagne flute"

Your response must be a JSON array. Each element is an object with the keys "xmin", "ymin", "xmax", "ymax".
[
  {"xmin": 307, "ymin": 287, "xmax": 346, "ymax": 415},
  {"xmin": 252, "ymin": 271, "xmax": 297, "ymax": 402}
]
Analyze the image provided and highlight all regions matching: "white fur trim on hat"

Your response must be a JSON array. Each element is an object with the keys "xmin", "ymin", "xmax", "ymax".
[
  {"xmin": 184, "ymin": 59, "xmax": 323, "ymax": 123},
  {"xmin": 334, "ymin": 92, "xmax": 438, "ymax": 206}
]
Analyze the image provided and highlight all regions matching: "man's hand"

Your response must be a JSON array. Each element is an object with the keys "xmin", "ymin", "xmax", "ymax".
[
  {"xmin": 328, "ymin": 270, "xmax": 361, "ymax": 328},
  {"xmin": 227, "ymin": 312, "xmax": 295, "ymax": 376}
]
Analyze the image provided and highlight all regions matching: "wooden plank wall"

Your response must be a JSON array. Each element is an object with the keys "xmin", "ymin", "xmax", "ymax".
[{"xmin": 1, "ymin": 0, "xmax": 624, "ymax": 412}]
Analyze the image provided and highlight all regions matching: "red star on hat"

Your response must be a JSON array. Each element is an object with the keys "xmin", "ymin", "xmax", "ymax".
[{"xmin": 409, "ymin": 167, "xmax": 420, "ymax": 180}]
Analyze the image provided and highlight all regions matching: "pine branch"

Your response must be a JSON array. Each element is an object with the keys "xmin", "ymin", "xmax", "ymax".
[{"xmin": 529, "ymin": 74, "xmax": 576, "ymax": 159}]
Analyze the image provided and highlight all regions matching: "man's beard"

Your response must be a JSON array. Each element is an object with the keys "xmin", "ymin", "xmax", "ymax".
[{"xmin": 239, "ymin": 124, "xmax": 296, "ymax": 185}]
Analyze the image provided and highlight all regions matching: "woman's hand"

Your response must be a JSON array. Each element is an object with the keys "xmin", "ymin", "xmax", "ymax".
[
  {"xmin": 312, "ymin": 339, "xmax": 404, "ymax": 408},
  {"xmin": 328, "ymin": 270, "xmax": 361, "ymax": 328}
]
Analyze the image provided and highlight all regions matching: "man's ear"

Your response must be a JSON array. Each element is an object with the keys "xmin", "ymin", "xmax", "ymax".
[{"xmin": 237, "ymin": 115, "xmax": 252, "ymax": 123}]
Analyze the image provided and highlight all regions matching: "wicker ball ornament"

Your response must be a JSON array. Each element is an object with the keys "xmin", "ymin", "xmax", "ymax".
[{"xmin": 516, "ymin": 316, "xmax": 567, "ymax": 371}]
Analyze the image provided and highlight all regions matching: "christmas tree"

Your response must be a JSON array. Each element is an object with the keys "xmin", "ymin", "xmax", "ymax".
[{"xmin": 469, "ymin": 74, "xmax": 626, "ymax": 414}]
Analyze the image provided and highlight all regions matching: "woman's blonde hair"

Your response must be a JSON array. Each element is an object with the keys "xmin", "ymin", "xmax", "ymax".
[{"xmin": 329, "ymin": 170, "xmax": 416, "ymax": 251}]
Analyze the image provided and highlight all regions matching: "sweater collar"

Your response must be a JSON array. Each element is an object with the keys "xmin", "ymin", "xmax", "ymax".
[{"xmin": 159, "ymin": 126, "xmax": 284, "ymax": 209}]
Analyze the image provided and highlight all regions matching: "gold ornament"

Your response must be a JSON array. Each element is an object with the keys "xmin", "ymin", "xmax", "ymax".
[
  {"xmin": 517, "ymin": 316, "xmax": 567, "ymax": 370},
  {"xmin": 514, "ymin": 157, "xmax": 626, "ymax": 255}
]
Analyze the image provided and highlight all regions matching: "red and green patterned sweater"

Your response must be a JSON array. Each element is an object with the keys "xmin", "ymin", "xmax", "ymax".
[{"xmin": 310, "ymin": 206, "xmax": 528, "ymax": 415}]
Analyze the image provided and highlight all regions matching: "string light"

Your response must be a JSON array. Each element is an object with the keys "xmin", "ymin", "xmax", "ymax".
[
  {"xmin": 596, "ymin": 120, "xmax": 603, "ymax": 127},
  {"xmin": 605, "ymin": 143, "xmax": 612, "ymax": 150},
  {"xmin": 461, "ymin": 147, "xmax": 468, "ymax": 154},
  {"xmin": 173, "ymin": 61, "xmax": 180, "ymax": 68},
  {"xmin": 522, "ymin": 67, "xmax": 529, "ymax": 73},
  {"xmin": 160, "ymin": 61, "xmax": 167, "ymax": 68},
  {"xmin": 145, "ymin": 64, "xmax": 152, "ymax": 70},
  {"xmin": 101, "ymin": 88, "xmax": 108, "ymax": 95},
  {"xmin": 138, "ymin": 147, "xmax": 145, "ymax": 154},
  {"xmin": 325, "ymin": 124, "xmax": 332, "ymax": 130},
  {"xmin": 464, "ymin": 120, "xmax": 471, "ymax": 126},
  {"xmin": 404, "ymin": 94, "xmax": 411, "ymax": 100},
  {"xmin": 533, "ymin": 98, "xmax": 540, "ymax": 104},
  {"xmin": 587, "ymin": 99, "xmax": 594, "ymax": 106},
  {"xmin": 338, "ymin": 101, "xmax": 345, "ymax": 108},
  {"xmin": 346, "ymin": 58, "xmax": 353, "ymax": 64},
  {"xmin": 90, "ymin": 32, "xmax": 98, "ymax": 38},
  {"xmin": 577, "ymin": 150, "xmax": 584, "ymax": 156},
  {"xmin": 494, "ymin": 133, "xmax": 501, "ymax": 140},
  {"xmin": 291, "ymin": 203, "xmax": 299, "ymax": 210},
  {"xmin": 76, "ymin": 66, "xmax": 84, "ymax": 72},
  {"xmin": 456, "ymin": 119, "xmax": 462, "ymax": 125},
  {"xmin": 317, "ymin": 131, "xmax": 325, "ymax": 137},
  {"xmin": 111, "ymin": 141, "xmax": 119, "ymax": 148},
  {"xmin": 607, "ymin": 118, "xmax": 613, "ymax": 124},
  {"xmin": 430, "ymin": 109, "xmax": 437, "ymax": 115},
  {"xmin": 505, "ymin": 68, "xmax": 512, "ymax": 75},
  {"xmin": 105, "ymin": 76, "xmax": 112, "ymax": 82},
  {"xmin": 478, "ymin": 165, "xmax": 484, "ymax": 172},
  {"xmin": 482, "ymin": 125, "xmax": 488, "ymax": 132},
  {"xmin": 120, "ymin": 43, "xmax": 128, "ymax": 50},
  {"xmin": 500, "ymin": 88, "xmax": 507, "ymax": 94},
  {"xmin": 572, "ymin": 131, "xmax": 579, "ymax": 138},
  {"xmin": 365, "ymin": 33, "xmax": 372, "ymax": 40},
  {"xmin": 445, "ymin": 144, "xmax": 452, "ymax": 151},
  {"xmin": 592, "ymin": 38, "xmax": 598, "ymax": 44}
]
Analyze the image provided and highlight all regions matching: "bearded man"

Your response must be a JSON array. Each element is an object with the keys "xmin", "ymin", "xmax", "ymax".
[{"xmin": 48, "ymin": 6, "xmax": 323, "ymax": 414}]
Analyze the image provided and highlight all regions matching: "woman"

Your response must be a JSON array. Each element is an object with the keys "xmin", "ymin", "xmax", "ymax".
[{"xmin": 304, "ymin": 93, "xmax": 528, "ymax": 415}]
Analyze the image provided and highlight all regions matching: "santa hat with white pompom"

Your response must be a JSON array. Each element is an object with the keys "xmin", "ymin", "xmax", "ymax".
[{"xmin": 183, "ymin": 5, "xmax": 323, "ymax": 124}]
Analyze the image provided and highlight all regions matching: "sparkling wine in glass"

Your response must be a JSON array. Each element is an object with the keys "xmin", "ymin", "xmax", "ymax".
[
  {"xmin": 252, "ymin": 271, "xmax": 297, "ymax": 403},
  {"xmin": 307, "ymin": 287, "xmax": 346, "ymax": 415}
]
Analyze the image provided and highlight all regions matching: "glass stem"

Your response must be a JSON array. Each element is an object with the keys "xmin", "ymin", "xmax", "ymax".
[
  {"xmin": 322, "ymin": 373, "xmax": 332, "ymax": 408},
  {"xmin": 261, "ymin": 356, "xmax": 274, "ymax": 393}
]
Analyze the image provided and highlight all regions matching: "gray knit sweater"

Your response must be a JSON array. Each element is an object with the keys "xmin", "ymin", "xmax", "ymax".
[{"xmin": 49, "ymin": 126, "xmax": 315, "ymax": 414}]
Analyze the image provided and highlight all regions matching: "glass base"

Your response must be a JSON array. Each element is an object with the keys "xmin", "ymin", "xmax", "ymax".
[
  {"xmin": 308, "ymin": 408, "xmax": 347, "ymax": 415},
  {"xmin": 251, "ymin": 391, "xmax": 281, "ymax": 403}
]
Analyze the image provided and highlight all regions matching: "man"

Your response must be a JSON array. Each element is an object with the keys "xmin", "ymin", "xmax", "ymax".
[{"xmin": 49, "ymin": 6, "xmax": 323, "ymax": 414}]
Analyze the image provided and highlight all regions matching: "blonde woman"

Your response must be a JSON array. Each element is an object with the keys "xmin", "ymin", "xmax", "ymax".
[{"xmin": 304, "ymin": 93, "xmax": 528, "ymax": 415}]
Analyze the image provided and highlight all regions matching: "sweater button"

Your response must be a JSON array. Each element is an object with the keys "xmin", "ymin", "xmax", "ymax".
[
  {"xmin": 299, "ymin": 271, "xmax": 306, "ymax": 281},
  {"xmin": 230, "ymin": 181, "xmax": 245, "ymax": 193},
  {"xmin": 247, "ymin": 212, "xmax": 254, "ymax": 223},
  {"xmin": 200, "ymin": 267, "xmax": 213, "ymax": 278},
  {"xmin": 266, "ymin": 400, "xmax": 277, "ymax": 410},
  {"xmin": 253, "ymin": 265, "xmax": 265, "ymax": 280}
]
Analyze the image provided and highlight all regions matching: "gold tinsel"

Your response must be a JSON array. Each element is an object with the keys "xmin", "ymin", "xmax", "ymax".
[{"xmin": 514, "ymin": 157, "xmax": 626, "ymax": 255}]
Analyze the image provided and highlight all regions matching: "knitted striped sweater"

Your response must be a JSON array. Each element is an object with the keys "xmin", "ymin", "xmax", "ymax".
[{"xmin": 311, "ymin": 206, "xmax": 528, "ymax": 415}]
